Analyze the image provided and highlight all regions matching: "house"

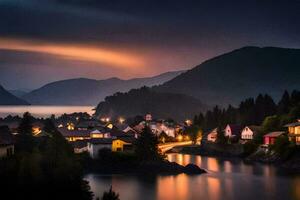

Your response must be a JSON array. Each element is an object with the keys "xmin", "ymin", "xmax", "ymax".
[
  {"xmin": 112, "ymin": 138, "xmax": 134, "ymax": 152},
  {"xmin": 32, "ymin": 121, "xmax": 44, "ymax": 136},
  {"xmin": 123, "ymin": 126, "xmax": 138, "ymax": 138},
  {"xmin": 207, "ymin": 128, "xmax": 218, "ymax": 142},
  {"xmin": 87, "ymin": 136, "xmax": 135, "ymax": 158},
  {"xmin": 59, "ymin": 128, "xmax": 91, "ymax": 141},
  {"xmin": 284, "ymin": 120, "xmax": 300, "ymax": 145},
  {"xmin": 224, "ymin": 124, "xmax": 242, "ymax": 138},
  {"xmin": 0, "ymin": 126, "xmax": 14, "ymax": 158},
  {"xmin": 90, "ymin": 129, "xmax": 110, "ymax": 138},
  {"xmin": 149, "ymin": 121, "xmax": 176, "ymax": 137},
  {"xmin": 241, "ymin": 126, "xmax": 261, "ymax": 140},
  {"xmin": 87, "ymin": 138, "xmax": 113, "ymax": 159},
  {"xmin": 263, "ymin": 131, "xmax": 285, "ymax": 145}
]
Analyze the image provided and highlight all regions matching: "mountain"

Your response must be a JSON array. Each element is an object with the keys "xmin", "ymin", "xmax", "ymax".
[
  {"xmin": 156, "ymin": 46, "xmax": 300, "ymax": 106},
  {"xmin": 94, "ymin": 46, "xmax": 300, "ymax": 120},
  {"xmin": 0, "ymin": 85, "xmax": 29, "ymax": 105},
  {"xmin": 9, "ymin": 89, "xmax": 30, "ymax": 98},
  {"xmin": 94, "ymin": 87, "xmax": 207, "ymax": 121},
  {"xmin": 22, "ymin": 70, "xmax": 184, "ymax": 105}
]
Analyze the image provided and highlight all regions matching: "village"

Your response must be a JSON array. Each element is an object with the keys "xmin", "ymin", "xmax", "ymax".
[{"xmin": 1, "ymin": 111, "xmax": 300, "ymax": 161}]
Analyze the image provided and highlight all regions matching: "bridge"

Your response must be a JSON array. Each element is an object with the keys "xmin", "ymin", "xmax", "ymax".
[{"xmin": 158, "ymin": 141, "xmax": 193, "ymax": 153}]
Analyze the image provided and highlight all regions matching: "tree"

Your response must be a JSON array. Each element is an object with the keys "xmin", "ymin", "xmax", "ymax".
[
  {"xmin": 277, "ymin": 90, "xmax": 290, "ymax": 115},
  {"xmin": 239, "ymin": 98, "xmax": 256, "ymax": 125},
  {"xmin": 186, "ymin": 125, "xmax": 202, "ymax": 144},
  {"xmin": 158, "ymin": 131, "xmax": 168, "ymax": 143},
  {"xmin": 261, "ymin": 115, "xmax": 281, "ymax": 133},
  {"xmin": 16, "ymin": 112, "xmax": 35, "ymax": 152},
  {"xmin": 216, "ymin": 126, "xmax": 227, "ymax": 144},
  {"xmin": 101, "ymin": 186, "xmax": 120, "ymax": 200},
  {"xmin": 134, "ymin": 126, "xmax": 162, "ymax": 161}
]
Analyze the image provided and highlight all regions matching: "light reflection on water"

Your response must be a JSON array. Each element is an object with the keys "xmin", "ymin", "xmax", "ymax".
[{"xmin": 86, "ymin": 153, "xmax": 300, "ymax": 200}]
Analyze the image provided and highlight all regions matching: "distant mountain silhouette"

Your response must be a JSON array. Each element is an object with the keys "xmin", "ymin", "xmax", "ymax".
[
  {"xmin": 94, "ymin": 87, "xmax": 207, "ymax": 121},
  {"xmin": 95, "ymin": 46, "xmax": 300, "ymax": 120},
  {"xmin": 156, "ymin": 46, "xmax": 300, "ymax": 105},
  {"xmin": 23, "ymin": 71, "xmax": 184, "ymax": 105},
  {"xmin": 9, "ymin": 89, "xmax": 29, "ymax": 98},
  {"xmin": 0, "ymin": 85, "xmax": 29, "ymax": 105}
]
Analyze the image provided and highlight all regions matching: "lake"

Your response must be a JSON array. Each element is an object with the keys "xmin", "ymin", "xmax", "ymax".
[
  {"xmin": 0, "ymin": 105, "xmax": 95, "ymax": 118},
  {"xmin": 85, "ymin": 153, "xmax": 300, "ymax": 200}
]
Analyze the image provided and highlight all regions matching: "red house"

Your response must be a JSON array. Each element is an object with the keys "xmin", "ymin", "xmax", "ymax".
[{"xmin": 263, "ymin": 131, "xmax": 285, "ymax": 145}]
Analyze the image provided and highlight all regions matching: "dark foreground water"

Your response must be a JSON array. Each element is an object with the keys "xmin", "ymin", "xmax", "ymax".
[{"xmin": 85, "ymin": 153, "xmax": 300, "ymax": 200}]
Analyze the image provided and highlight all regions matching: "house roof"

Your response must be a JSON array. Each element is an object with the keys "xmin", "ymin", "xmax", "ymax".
[
  {"xmin": 204, "ymin": 128, "xmax": 217, "ymax": 136},
  {"xmin": 76, "ymin": 120, "xmax": 103, "ymax": 128},
  {"xmin": 115, "ymin": 136, "xmax": 136, "ymax": 144},
  {"xmin": 264, "ymin": 131, "xmax": 285, "ymax": 137},
  {"xmin": 243, "ymin": 125, "xmax": 261, "ymax": 134},
  {"xmin": 90, "ymin": 128, "xmax": 107, "ymax": 134},
  {"xmin": 58, "ymin": 128, "xmax": 90, "ymax": 137},
  {"xmin": 284, "ymin": 121, "xmax": 300, "ymax": 127}
]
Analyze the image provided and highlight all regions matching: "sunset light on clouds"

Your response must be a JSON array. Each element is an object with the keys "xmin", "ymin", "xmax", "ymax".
[
  {"xmin": 0, "ymin": 0, "xmax": 299, "ymax": 89},
  {"xmin": 0, "ymin": 38, "xmax": 145, "ymax": 69}
]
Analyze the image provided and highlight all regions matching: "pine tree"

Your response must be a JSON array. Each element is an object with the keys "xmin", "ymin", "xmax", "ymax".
[
  {"xmin": 16, "ymin": 112, "xmax": 35, "ymax": 152},
  {"xmin": 277, "ymin": 90, "xmax": 290, "ymax": 115},
  {"xmin": 101, "ymin": 186, "xmax": 120, "ymax": 200},
  {"xmin": 134, "ymin": 126, "xmax": 162, "ymax": 161},
  {"xmin": 216, "ymin": 126, "xmax": 227, "ymax": 144}
]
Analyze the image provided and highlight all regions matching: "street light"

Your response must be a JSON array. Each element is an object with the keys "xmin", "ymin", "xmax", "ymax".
[
  {"xmin": 185, "ymin": 119, "xmax": 192, "ymax": 126},
  {"xmin": 119, "ymin": 117, "xmax": 125, "ymax": 124},
  {"xmin": 177, "ymin": 135, "xmax": 183, "ymax": 142}
]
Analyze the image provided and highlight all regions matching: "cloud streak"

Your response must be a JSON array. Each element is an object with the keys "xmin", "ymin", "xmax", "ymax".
[{"xmin": 0, "ymin": 38, "xmax": 145, "ymax": 69}]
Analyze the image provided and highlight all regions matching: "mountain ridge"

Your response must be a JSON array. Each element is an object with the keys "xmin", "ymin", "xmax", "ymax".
[
  {"xmin": 0, "ymin": 85, "xmax": 30, "ymax": 105},
  {"xmin": 94, "ymin": 46, "xmax": 300, "ymax": 120},
  {"xmin": 155, "ymin": 46, "xmax": 300, "ymax": 105},
  {"xmin": 23, "ymin": 70, "xmax": 185, "ymax": 105}
]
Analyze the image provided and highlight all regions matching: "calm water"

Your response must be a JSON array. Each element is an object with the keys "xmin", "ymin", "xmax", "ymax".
[
  {"xmin": 0, "ymin": 105, "xmax": 94, "ymax": 118},
  {"xmin": 85, "ymin": 154, "xmax": 300, "ymax": 200}
]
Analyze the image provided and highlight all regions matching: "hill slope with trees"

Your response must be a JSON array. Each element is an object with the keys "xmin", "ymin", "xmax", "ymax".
[
  {"xmin": 156, "ymin": 46, "xmax": 300, "ymax": 106},
  {"xmin": 94, "ymin": 87, "xmax": 207, "ymax": 121}
]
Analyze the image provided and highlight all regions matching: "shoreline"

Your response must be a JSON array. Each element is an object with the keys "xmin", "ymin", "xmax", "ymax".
[{"xmin": 83, "ymin": 159, "xmax": 207, "ymax": 176}]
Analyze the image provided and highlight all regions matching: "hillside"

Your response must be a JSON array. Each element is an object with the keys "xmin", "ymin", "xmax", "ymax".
[
  {"xmin": 94, "ymin": 87, "xmax": 207, "ymax": 121},
  {"xmin": 156, "ymin": 46, "xmax": 300, "ymax": 106},
  {"xmin": 94, "ymin": 46, "xmax": 300, "ymax": 120},
  {"xmin": 22, "ymin": 70, "xmax": 184, "ymax": 105},
  {"xmin": 0, "ymin": 85, "xmax": 29, "ymax": 105}
]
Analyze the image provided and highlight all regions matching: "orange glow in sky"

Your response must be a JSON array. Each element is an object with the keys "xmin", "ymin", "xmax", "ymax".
[{"xmin": 0, "ymin": 38, "xmax": 145, "ymax": 69}]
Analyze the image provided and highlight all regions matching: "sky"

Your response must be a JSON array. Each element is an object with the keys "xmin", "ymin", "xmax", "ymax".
[{"xmin": 0, "ymin": 0, "xmax": 299, "ymax": 90}]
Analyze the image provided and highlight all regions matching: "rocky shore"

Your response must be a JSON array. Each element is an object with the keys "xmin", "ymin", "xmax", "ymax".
[{"xmin": 84, "ymin": 157, "xmax": 206, "ymax": 175}]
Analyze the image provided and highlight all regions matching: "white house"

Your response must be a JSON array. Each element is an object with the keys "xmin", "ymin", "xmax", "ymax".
[
  {"xmin": 149, "ymin": 122, "xmax": 176, "ymax": 137},
  {"xmin": 224, "ymin": 124, "xmax": 242, "ymax": 138},
  {"xmin": 241, "ymin": 126, "xmax": 261, "ymax": 140},
  {"xmin": 207, "ymin": 128, "xmax": 218, "ymax": 142},
  {"xmin": 90, "ymin": 129, "xmax": 111, "ymax": 138},
  {"xmin": 87, "ymin": 138, "xmax": 113, "ymax": 159}
]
